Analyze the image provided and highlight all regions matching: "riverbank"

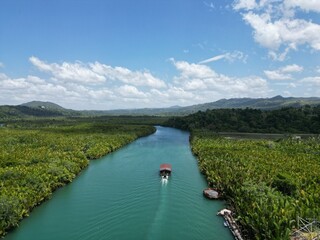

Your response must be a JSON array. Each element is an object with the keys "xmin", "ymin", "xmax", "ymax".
[
  {"xmin": 190, "ymin": 131, "xmax": 320, "ymax": 239},
  {"xmin": 0, "ymin": 123, "xmax": 155, "ymax": 237}
]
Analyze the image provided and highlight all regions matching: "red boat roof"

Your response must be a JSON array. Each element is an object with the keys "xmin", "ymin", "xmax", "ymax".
[{"xmin": 160, "ymin": 163, "xmax": 172, "ymax": 171}]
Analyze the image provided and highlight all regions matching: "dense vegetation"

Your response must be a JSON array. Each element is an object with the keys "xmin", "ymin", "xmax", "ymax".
[
  {"xmin": 0, "ymin": 120, "xmax": 155, "ymax": 237},
  {"xmin": 165, "ymin": 105, "xmax": 320, "ymax": 133},
  {"xmin": 191, "ymin": 132, "xmax": 320, "ymax": 239}
]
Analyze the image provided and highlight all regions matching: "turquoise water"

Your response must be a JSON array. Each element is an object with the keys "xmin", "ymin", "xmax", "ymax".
[{"xmin": 5, "ymin": 127, "xmax": 233, "ymax": 240}]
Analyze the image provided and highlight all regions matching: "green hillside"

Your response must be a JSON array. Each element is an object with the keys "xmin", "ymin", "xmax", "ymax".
[
  {"xmin": 0, "ymin": 102, "xmax": 80, "ymax": 121},
  {"xmin": 21, "ymin": 101, "xmax": 67, "ymax": 110}
]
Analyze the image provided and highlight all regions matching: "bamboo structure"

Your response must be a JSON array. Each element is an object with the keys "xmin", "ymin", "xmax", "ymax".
[
  {"xmin": 291, "ymin": 217, "xmax": 320, "ymax": 240},
  {"xmin": 217, "ymin": 209, "xmax": 244, "ymax": 240}
]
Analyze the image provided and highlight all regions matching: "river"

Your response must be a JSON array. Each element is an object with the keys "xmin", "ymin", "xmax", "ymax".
[{"xmin": 5, "ymin": 126, "xmax": 233, "ymax": 240}]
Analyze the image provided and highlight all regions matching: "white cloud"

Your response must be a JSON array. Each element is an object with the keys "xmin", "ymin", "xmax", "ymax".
[
  {"xmin": 167, "ymin": 87, "xmax": 195, "ymax": 100},
  {"xmin": 0, "ymin": 74, "xmax": 30, "ymax": 90},
  {"xmin": 0, "ymin": 62, "xmax": 4, "ymax": 68},
  {"xmin": 198, "ymin": 51, "xmax": 247, "ymax": 64},
  {"xmin": 30, "ymin": 56, "xmax": 106, "ymax": 84},
  {"xmin": 264, "ymin": 70, "xmax": 292, "ymax": 80},
  {"xmin": 242, "ymin": 12, "xmax": 320, "ymax": 51},
  {"xmin": 0, "ymin": 73, "xmax": 6, "ymax": 80},
  {"xmin": 184, "ymin": 79, "xmax": 208, "ymax": 90},
  {"xmin": 281, "ymin": 64, "xmax": 303, "ymax": 73},
  {"xmin": 288, "ymin": 82, "xmax": 296, "ymax": 88},
  {"xmin": 0, "ymin": 73, "xmax": 83, "ymax": 106},
  {"xmin": 278, "ymin": 19, "xmax": 320, "ymax": 50},
  {"xmin": 171, "ymin": 59, "xmax": 218, "ymax": 79},
  {"xmin": 233, "ymin": 0, "xmax": 257, "ymax": 10},
  {"xmin": 1, "ymin": 57, "xmax": 167, "ymax": 109},
  {"xmin": 300, "ymin": 76, "xmax": 320, "ymax": 86},
  {"xmin": 234, "ymin": 0, "xmax": 320, "ymax": 60},
  {"xmin": 172, "ymin": 60, "xmax": 269, "ymax": 97},
  {"xmin": 30, "ymin": 57, "xmax": 166, "ymax": 89},
  {"xmin": 27, "ymin": 75, "xmax": 46, "ymax": 84},
  {"xmin": 90, "ymin": 62, "xmax": 166, "ymax": 88},
  {"xmin": 243, "ymin": 12, "xmax": 281, "ymax": 50},
  {"xmin": 116, "ymin": 85, "xmax": 148, "ymax": 99},
  {"xmin": 284, "ymin": 0, "xmax": 320, "ymax": 13},
  {"xmin": 264, "ymin": 64, "xmax": 303, "ymax": 80},
  {"xmin": 149, "ymin": 89, "xmax": 169, "ymax": 99},
  {"xmin": 268, "ymin": 44, "xmax": 295, "ymax": 62}
]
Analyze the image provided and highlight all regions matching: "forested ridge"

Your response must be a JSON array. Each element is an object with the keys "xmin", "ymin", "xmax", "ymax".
[
  {"xmin": 0, "ymin": 120, "xmax": 155, "ymax": 237},
  {"xmin": 165, "ymin": 105, "xmax": 320, "ymax": 133}
]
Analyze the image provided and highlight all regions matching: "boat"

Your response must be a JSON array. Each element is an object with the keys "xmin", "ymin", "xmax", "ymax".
[
  {"xmin": 160, "ymin": 163, "xmax": 172, "ymax": 178},
  {"xmin": 203, "ymin": 188, "xmax": 219, "ymax": 199}
]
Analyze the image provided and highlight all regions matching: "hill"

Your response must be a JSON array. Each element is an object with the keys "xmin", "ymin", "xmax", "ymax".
[
  {"xmin": 21, "ymin": 101, "xmax": 66, "ymax": 110},
  {"xmin": 0, "ymin": 101, "xmax": 80, "ymax": 120},
  {"xmin": 84, "ymin": 96, "xmax": 320, "ymax": 116},
  {"xmin": 177, "ymin": 95, "xmax": 320, "ymax": 113},
  {"xmin": 0, "ymin": 96, "xmax": 320, "ymax": 120}
]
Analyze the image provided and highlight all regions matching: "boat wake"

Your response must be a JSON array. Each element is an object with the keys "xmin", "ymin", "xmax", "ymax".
[
  {"xmin": 148, "ymin": 177, "xmax": 168, "ymax": 240},
  {"xmin": 161, "ymin": 177, "xmax": 168, "ymax": 186}
]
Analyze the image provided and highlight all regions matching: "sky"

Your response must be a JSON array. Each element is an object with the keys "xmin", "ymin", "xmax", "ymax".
[{"xmin": 0, "ymin": 0, "xmax": 320, "ymax": 110}]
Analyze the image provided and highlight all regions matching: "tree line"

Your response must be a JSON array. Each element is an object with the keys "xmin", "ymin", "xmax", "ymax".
[{"xmin": 165, "ymin": 105, "xmax": 320, "ymax": 133}]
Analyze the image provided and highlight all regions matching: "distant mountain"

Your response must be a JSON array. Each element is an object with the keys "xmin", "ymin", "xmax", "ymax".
[
  {"xmin": 0, "ymin": 101, "xmax": 80, "ymax": 120},
  {"xmin": 81, "ymin": 107, "xmax": 184, "ymax": 116},
  {"xmin": 169, "ymin": 105, "xmax": 182, "ymax": 109},
  {"xmin": 21, "ymin": 101, "xmax": 66, "ymax": 110},
  {"xmin": 0, "ymin": 96, "xmax": 320, "ymax": 120},
  {"xmin": 21, "ymin": 101, "xmax": 80, "ymax": 115},
  {"xmin": 90, "ymin": 96, "xmax": 320, "ymax": 116},
  {"xmin": 177, "ymin": 95, "xmax": 320, "ymax": 113}
]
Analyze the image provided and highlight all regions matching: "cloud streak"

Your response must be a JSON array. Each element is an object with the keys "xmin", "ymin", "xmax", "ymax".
[{"xmin": 198, "ymin": 51, "xmax": 247, "ymax": 64}]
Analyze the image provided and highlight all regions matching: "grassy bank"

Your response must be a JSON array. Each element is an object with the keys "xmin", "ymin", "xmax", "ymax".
[
  {"xmin": 191, "ymin": 131, "xmax": 320, "ymax": 239},
  {"xmin": 0, "ymin": 121, "xmax": 155, "ymax": 237}
]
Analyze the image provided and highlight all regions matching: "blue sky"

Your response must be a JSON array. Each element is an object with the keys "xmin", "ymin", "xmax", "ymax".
[{"xmin": 1, "ymin": 0, "xmax": 320, "ymax": 110}]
